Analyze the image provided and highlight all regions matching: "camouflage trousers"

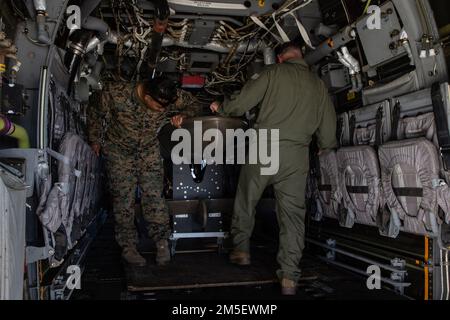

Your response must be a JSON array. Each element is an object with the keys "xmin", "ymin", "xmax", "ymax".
[{"xmin": 104, "ymin": 142, "xmax": 170, "ymax": 249}]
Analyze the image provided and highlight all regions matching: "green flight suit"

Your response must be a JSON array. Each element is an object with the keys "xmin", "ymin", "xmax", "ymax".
[{"xmin": 221, "ymin": 58, "xmax": 337, "ymax": 282}]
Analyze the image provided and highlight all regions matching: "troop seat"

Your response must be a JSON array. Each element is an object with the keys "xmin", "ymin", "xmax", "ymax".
[
  {"xmin": 331, "ymin": 101, "xmax": 389, "ymax": 229},
  {"xmin": 311, "ymin": 85, "xmax": 450, "ymax": 237},
  {"xmin": 391, "ymin": 87, "xmax": 437, "ymax": 144},
  {"xmin": 378, "ymin": 138, "xmax": 443, "ymax": 237},
  {"xmin": 348, "ymin": 100, "xmax": 392, "ymax": 147},
  {"xmin": 36, "ymin": 133, "xmax": 100, "ymax": 265}
]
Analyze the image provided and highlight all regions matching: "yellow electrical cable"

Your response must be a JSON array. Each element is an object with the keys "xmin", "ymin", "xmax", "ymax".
[
  {"xmin": 364, "ymin": 0, "xmax": 372, "ymax": 14},
  {"xmin": 0, "ymin": 116, "xmax": 30, "ymax": 148},
  {"xmin": 11, "ymin": 124, "xmax": 31, "ymax": 148}
]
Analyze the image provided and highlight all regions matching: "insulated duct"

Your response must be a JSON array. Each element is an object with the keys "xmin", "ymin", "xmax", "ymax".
[
  {"xmin": 64, "ymin": 30, "xmax": 93, "ymax": 94},
  {"xmin": 337, "ymin": 46, "xmax": 362, "ymax": 92},
  {"xmin": 85, "ymin": 30, "xmax": 133, "ymax": 54},
  {"xmin": 0, "ymin": 114, "xmax": 30, "ymax": 148}
]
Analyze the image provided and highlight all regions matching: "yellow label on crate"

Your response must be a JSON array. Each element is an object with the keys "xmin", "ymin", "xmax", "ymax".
[{"xmin": 347, "ymin": 91, "xmax": 356, "ymax": 101}]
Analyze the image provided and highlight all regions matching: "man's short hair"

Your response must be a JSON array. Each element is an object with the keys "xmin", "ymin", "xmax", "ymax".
[
  {"xmin": 275, "ymin": 37, "xmax": 305, "ymax": 56},
  {"xmin": 143, "ymin": 76, "xmax": 179, "ymax": 106}
]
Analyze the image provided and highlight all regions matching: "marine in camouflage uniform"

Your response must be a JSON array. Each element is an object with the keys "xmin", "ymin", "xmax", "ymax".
[{"xmin": 88, "ymin": 79, "xmax": 201, "ymax": 265}]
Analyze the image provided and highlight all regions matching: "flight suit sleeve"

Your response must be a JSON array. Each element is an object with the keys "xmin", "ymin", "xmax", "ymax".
[
  {"xmin": 87, "ymin": 90, "xmax": 109, "ymax": 145},
  {"xmin": 220, "ymin": 69, "xmax": 270, "ymax": 117},
  {"xmin": 316, "ymin": 87, "xmax": 338, "ymax": 150}
]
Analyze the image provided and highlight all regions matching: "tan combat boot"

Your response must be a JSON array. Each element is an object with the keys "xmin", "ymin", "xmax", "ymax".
[
  {"xmin": 229, "ymin": 250, "xmax": 251, "ymax": 266},
  {"xmin": 156, "ymin": 240, "xmax": 171, "ymax": 266},
  {"xmin": 281, "ymin": 278, "xmax": 297, "ymax": 296},
  {"xmin": 122, "ymin": 247, "xmax": 146, "ymax": 267}
]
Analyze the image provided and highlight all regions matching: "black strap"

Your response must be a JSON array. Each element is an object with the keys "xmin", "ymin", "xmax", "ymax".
[
  {"xmin": 346, "ymin": 186, "xmax": 369, "ymax": 194},
  {"xmin": 349, "ymin": 115, "xmax": 356, "ymax": 146},
  {"xmin": 346, "ymin": 186, "xmax": 423, "ymax": 197},
  {"xmin": 318, "ymin": 185, "xmax": 332, "ymax": 192},
  {"xmin": 393, "ymin": 187, "xmax": 423, "ymax": 197},
  {"xmin": 391, "ymin": 100, "xmax": 401, "ymax": 141},
  {"xmin": 431, "ymin": 82, "xmax": 450, "ymax": 170},
  {"xmin": 375, "ymin": 106, "xmax": 383, "ymax": 146}
]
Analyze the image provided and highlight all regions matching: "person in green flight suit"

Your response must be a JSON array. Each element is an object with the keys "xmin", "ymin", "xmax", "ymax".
[{"xmin": 210, "ymin": 41, "xmax": 337, "ymax": 295}]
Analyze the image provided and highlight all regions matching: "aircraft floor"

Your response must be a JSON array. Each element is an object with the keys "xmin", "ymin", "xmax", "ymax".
[{"xmin": 72, "ymin": 215, "xmax": 407, "ymax": 301}]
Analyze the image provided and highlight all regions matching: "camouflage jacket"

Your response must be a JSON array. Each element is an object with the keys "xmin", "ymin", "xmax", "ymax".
[{"xmin": 88, "ymin": 82, "xmax": 202, "ymax": 155}]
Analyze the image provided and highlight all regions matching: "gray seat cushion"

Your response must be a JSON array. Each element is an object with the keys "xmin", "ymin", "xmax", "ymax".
[
  {"xmin": 379, "ymin": 138, "xmax": 442, "ymax": 237},
  {"xmin": 337, "ymin": 146, "xmax": 381, "ymax": 228}
]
